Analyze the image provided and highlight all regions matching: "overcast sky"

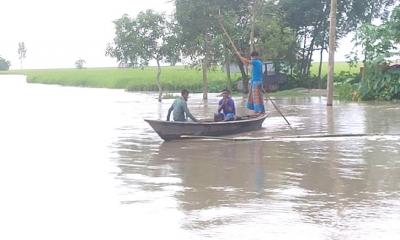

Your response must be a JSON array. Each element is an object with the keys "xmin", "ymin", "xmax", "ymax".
[
  {"xmin": 1, "ymin": 0, "xmax": 354, "ymax": 70},
  {"xmin": 0, "ymin": 0, "xmax": 174, "ymax": 69}
]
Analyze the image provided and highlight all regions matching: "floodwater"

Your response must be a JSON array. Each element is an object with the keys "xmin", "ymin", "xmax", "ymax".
[{"xmin": 0, "ymin": 75, "xmax": 400, "ymax": 240}]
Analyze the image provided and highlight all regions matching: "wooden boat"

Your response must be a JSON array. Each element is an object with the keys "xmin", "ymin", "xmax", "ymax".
[{"xmin": 145, "ymin": 113, "xmax": 268, "ymax": 141}]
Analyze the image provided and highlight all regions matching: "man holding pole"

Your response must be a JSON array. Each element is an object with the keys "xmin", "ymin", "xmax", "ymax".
[
  {"xmin": 237, "ymin": 51, "xmax": 265, "ymax": 115},
  {"xmin": 218, "ymin": 13, "xmax": 292, "ymax": 128},
  {"xmin": 217, "ymin": 16, "xmax": 264, "ymax": 114}
]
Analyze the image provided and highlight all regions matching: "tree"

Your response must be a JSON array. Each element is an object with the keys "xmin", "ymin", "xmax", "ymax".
[
  {"xmin": 348, "ymin": 5, "xmax": 400, "ymax": 100},
  {"xmin": 217, "ymin": 0, "xmax": 255, "ymax": 93},
  {"xmin": 389, "ymin": 5, "xmax": 400, "ymax": 44},
  {"xmin": 106, "ymin": 14, "xmax": 141, "ymax": 67},
  {"xmin": 18, "ymin": 42, "xmax": 27, "ymax": 69},
  {"xmin": 175, "ymin": 0, "xmax": 268, "ymax": 96},
  {"xmin": 276, "ymin": 0, "xmax": 396, "ymax": 83},
  {"xmin": 107, "ymin": 10, "xmax": 181, "ymax": 102},
  {"xmin": 254, "ymin": 2, "xmax": 297, "ymax": 62},
  {"xmin": 350, "ymin": 4, "xmax": 400, "ymax": 62},
  {"xmin": 175, "ymin": 0, "xmax": 222, "ymax": 99},
  {"xmin": 0, "ymin": 56, "xmax": 11, "ymax": 70},
  {"xmin": 215, "ymin": 0, "xmax": 299, "ymax": 92},
  {"xmin": 75, "ymin": 59, "xmax": 86, "ymax": 69},
  {"xmin": 346, "ymin": 0, "xmax": 396, "ymax": 26}
]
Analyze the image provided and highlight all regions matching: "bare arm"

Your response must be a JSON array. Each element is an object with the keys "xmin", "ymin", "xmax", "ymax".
[
  {"xmin": 218, "ymin": 99, "xmax": 225, "ymax": 113},
  {"xmin": 236, "ymin": 51, "xmax": 250, "ymax": 66},
  {"xmin": 232, "ymin": 99, "xmax": 236, "ymax": 115},
  {"xmin": 218, "ymin": 104, "xmax": 223, "ymax": 113},
  {"xmin": 183, "ymin": 102, "xmax": 198, "ymax": 122},
  {"xmin": 166, "ymin": 104, "xmax": 173, "ymax": 121}
]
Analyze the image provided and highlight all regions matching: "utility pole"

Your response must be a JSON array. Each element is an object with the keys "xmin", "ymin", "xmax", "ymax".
[{"xmin": 326, "ymin": 0, "xmax": 337, "ymax": 106}]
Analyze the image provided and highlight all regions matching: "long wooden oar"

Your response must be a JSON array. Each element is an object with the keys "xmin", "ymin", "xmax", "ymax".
[
  {"xmin": 266, "ymin": 96, "xmax": 293, "ymax": 129},
  {"xmin": 217, "ymin": 15, "xmax": 241, "ymax": 58}
]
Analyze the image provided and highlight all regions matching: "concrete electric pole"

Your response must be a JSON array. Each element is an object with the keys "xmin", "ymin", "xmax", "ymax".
[{"xmin": 327, "ymin": 0, "xmax": 337, "ymax": 106}]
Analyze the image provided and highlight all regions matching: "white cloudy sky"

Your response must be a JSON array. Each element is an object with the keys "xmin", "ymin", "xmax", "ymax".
[
  {"xmin": 0, "ymin": 0, "xmax": 174, "ymax": 69},
  {"xmin": 1, "ymin": 0, "xmax": 354, "ymax": 69}
]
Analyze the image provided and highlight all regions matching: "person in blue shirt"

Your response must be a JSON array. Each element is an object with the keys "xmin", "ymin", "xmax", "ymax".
[
  {"xmin": 238, "ymin": 51, "xmax": 265, "ymax": 114},
  {"xmin": 166, "ymin": 89, "xmax": 198, "ymax": 122},
  {"xmin": 214, "ymin": 89, "xmax": 236, "ymax": 121}
]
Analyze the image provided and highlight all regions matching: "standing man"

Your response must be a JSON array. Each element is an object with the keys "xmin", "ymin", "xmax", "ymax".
[
  {"xmin": 237, "ymin": 51, "xmax": 265, "ymax": 114},
  {"xmin": 166, "ymin": 89, "xmax": 198, "ymax": 122}
]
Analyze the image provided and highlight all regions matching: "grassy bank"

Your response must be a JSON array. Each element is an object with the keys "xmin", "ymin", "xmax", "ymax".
[
  {"xmin": 2, "ymin": 62, "xmax": 360, "ymax": 93},
  {"xmin": 5, "ymin": 66, "xmax": 238, "ymax": 92}
]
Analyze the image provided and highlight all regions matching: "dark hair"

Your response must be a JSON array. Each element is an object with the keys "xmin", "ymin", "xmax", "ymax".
[
  {"xmin": 222, "ymin": 88, "xmax": 231, "ymax": 94},
  {"xmin": 181, "ymin": 89, "xmax": 189, "ymax": 95},
  {"xmin": 250, "ymin": 51, "xmax": 259, "ymax": 57}
]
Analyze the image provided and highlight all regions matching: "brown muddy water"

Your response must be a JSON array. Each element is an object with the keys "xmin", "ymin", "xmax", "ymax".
[{"xmin": 1, "ymin": 75, "xmax": 400, "ymax": 240}]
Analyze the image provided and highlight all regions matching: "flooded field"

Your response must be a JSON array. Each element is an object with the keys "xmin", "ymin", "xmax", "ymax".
[{"xmin": 1, "ymin": 75, "xmax": 399, "ymax": 240}]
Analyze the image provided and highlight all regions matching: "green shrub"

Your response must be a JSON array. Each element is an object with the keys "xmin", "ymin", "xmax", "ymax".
[{"xmin": 359, "ymin": 57, "xmax": 400, "ymax": 100}]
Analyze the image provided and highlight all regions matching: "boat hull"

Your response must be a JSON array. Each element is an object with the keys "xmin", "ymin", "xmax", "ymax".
[{"xmin": 145, "ymin": 114, "xmax": 268, "ymax": 141}]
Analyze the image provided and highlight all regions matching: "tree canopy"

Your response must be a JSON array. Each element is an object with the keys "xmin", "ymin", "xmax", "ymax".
[
  {"xmin": 106, "ymin": 0, "xmax": 399, "ymax": 99},
  {"xmin": 0, "ymin": 56, "xmax": 11, "ymax": 71},
  {"xmin": 106, "ymin": 10, "xmax": 181, "ymax": 101}
]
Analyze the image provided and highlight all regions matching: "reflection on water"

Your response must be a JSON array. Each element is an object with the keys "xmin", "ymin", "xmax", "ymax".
[
  {"xmin": 114, "ymin": 92, "xmax": 400, "ymax": 239},
  {"xmin": 1, "ymin": 75, "xmax": 400, "ymax": 240}
]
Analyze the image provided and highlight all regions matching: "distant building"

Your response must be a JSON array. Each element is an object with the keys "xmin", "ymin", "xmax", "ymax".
[{"xmin": 263, "ymin": 61, "xmax": 288, "ymax": 92}]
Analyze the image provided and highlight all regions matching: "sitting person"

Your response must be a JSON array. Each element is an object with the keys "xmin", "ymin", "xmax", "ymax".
[
  {"xmin": 214, "ymin": 89, "xmax": 236, "ymax": 121},
  {"xmin": 166, "ymin": 89, "xmax": 198, "ymax": 122}
]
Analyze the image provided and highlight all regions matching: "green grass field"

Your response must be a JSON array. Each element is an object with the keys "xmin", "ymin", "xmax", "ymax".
[
  {"xmin": 2, "ymin": 62, "xmax": 361, "ymax": 93},
  {"xmin": 310, "ymin": 62, "xmax": 361, "ymax": 76},
  {"xmin": 5, "ymin": 66, "xmax": 239, "ymax": 92}
]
